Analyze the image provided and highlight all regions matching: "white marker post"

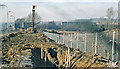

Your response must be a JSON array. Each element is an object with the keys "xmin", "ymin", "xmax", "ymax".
[
  {"xmin": 95, "ymin": 33, "xmax": 97, "ymax": 55},
  {"xmin": 112, "ymin": 31, "xmax": 115, "ymax": 62},
  {"xmin": 45, "ymin": 49, "xmax": 46, "ymax": 62},
  {"xmin": 84, "ymin": 33, "xmax": 87, "ymax": 52},
  {"xmin": 71, "ymin": 34, "xmax": 73, "ymax": 48}
]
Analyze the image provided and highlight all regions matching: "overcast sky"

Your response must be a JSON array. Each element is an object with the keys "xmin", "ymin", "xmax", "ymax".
[
  {"xmin": 0, "ymin": 0, "xmax": 119, "ymax": 22},
  {"xmin": 0, "ymin": 0, "xmax": 119, "ymax": 2}
]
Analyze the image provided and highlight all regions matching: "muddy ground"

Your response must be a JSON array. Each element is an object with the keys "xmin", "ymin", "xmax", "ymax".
[{"xmin": 1, "ymin": 32, "xmax": 110, "ymax": 68}]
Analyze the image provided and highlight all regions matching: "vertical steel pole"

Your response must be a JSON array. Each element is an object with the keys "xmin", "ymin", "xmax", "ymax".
[
  {"xmin": 95, "ymin": 33, "xmax": 97, "ymax": 55},
  {"xmin": 112, "ymin": 31, "xmax": 115, "ymax": 62},
  {"xmin": 71, "ymin": 34, "xmax": 73, "ymax": 48}
]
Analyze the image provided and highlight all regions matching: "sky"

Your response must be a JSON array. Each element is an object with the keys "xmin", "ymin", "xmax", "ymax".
[
  {"xmin": 0, "ymin": 0, "xmax": 119, "ymax": 2},
  {"xmin": 0, "ymin": 0, "xmax": 119, "ymax": 22}
]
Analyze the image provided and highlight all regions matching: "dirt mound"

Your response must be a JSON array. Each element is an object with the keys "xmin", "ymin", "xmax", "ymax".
[{"xmin": 1, "ymin": 32, "xmax": 109, "ymax": 68}]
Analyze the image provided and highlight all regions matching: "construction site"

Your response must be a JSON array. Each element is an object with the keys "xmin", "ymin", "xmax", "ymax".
[
  {"xmin": 0, "ymin": 1, "xmax": 120, "ymax": 69},
  {"xmin": 1, "ymin": 31, "xmax": 113, "ymax": 68}
]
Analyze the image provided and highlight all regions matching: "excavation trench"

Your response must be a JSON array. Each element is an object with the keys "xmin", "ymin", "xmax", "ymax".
[{"xmin": 1, "ymin": 32, "xmax": 110, "ymax": 68}]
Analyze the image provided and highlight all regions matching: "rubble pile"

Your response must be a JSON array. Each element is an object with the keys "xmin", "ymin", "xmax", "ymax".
[{"xmin": 1, "ymin": 32, "xmax": 108, "ymax": 68}]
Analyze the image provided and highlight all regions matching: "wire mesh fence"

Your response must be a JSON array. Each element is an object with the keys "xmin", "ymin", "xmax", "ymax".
[{"xmin": 43, "ymin": 30, "xmax": 119, "ymax": 62}]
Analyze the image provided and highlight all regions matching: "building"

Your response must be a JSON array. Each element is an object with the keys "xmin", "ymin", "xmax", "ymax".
[{"xmin": 61, "ymin": 19, "xmax": 97, "ymax": 32}]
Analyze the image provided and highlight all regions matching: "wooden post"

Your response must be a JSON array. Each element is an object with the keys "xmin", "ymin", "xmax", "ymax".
[{"xmin": 92, "ymin": 43, "xmax": 95, "ymax": 60}]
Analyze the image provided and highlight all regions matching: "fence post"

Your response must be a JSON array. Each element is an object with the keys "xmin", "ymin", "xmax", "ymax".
[
  {"xmin": 112, "ymin": 31, "xmax": 115, "ymax": 62},
  {"xmin": 92, "ymin": 43, "xmax": 95, "ymax": 60},
  {"xmin": 71, "ymin": 34, "xmax": 73, "ymax": 48},
  {"xmin": 95, "ymin": 33, "xmax": 97, "ymax": 55}
]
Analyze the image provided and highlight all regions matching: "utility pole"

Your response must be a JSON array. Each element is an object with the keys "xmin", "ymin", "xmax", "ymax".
[
  {"xmin": 84, "ymin": 33, "xmax": 87, "ymax": 52},
  {"xmin": 112, "ymin": 31, "xmax": 115, "ymax": 62},
  {"xmin": 95, "ymin": 33, "xmax": 97, "ymax": 55},
  {"xmin": 32, "ymin": 5, "xmax": 36, "ymax": 32}
]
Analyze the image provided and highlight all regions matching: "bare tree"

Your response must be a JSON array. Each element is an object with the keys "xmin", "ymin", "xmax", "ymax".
[
  {"xmin": 106, "ymin": 7, "xmax": 115, "ymax": 29},
  {"xmin": 98, "ymin": 17, "xmax": 106, "ymax": 24}
]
